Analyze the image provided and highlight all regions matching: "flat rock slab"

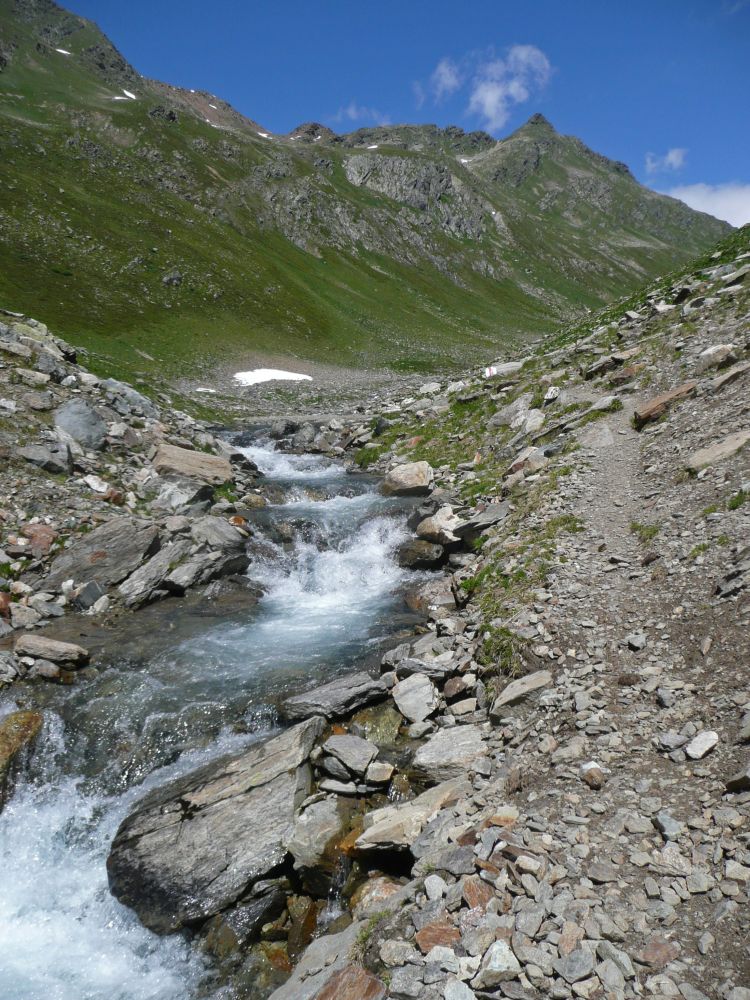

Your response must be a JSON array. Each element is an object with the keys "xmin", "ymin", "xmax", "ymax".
[
  {"xmin": 280, "ymin": 671, "xmax": 387, "ymax": 721},
  {"xmin": 355, "ymin": 777, "xmax": 470, "ymax": 852},
  {"xmin": 491, "ymin": 669, "xmax": 552, "ymax": 714},
  {"xmin": 454, "ymin": 502, "xmax": 509, "ymax": 538},
  {"xmin": 13, "ymin": 634, "xmax": 89, "ymax": 665},
  {"xmin": 152, "ymin": 443, "xmax": 232, "ymax": 485},
  {"xmin": 411, "ymin": 725, "xmax": 487, "ymax": 783},
  {"xmin": 686, "ymin": 430, "xmax": 750, "ymax": 473},
  {"xmin": 633, "ymin": 381, "xmax": 697, "ymax": 429},
  {"xmin": 45, "ymin": 517, "xmax": 160, "ymax": 591},
  {"xmin": 266, "ymin": 921, "xmax": 363, "ymax": 1000},
  {"xmin": 107, "ymin": 717, "xmax": 324, "ymax": 932},
  {"xmin": 54, "ymin": 398, "xmax": 107, "ymax": 450}
]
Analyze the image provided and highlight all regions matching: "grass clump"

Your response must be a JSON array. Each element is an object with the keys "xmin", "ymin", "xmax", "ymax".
[{"xmin": 630, "ymin": 521, "xmax": 660, "ymax": 543}]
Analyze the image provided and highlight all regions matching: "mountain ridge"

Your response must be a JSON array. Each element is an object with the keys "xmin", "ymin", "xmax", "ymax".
[{"xmin": 0, "ymin": 0, "xmax": 731, "ymax": 395}]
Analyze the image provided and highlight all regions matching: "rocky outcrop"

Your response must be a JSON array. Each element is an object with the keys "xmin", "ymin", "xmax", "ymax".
[
  {"xmin": 107, "ymin": 717, "xmax": 324, "ymax": 932},
  {"xmin": 44, "ymin": 517, "xmax": 160, "ymax": 590}
]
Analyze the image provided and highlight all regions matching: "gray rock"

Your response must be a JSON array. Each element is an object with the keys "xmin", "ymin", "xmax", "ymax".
[
  {"xmin": 411, "ymin": 725, "xmax": 487, "ymax": 783},
  {"xmin": 554, "ymin": 947, "xmax": 595, "ymax": 984},
  {"xmin": 322, "ymin": 733, "xmax": 378, "ymax": 776},
  {"xmin": 285, "ymin": 795, "xmax": 353, "ymax": 890},
  {"xmin": 392, "ymin": 672, "xmax": 438, "ymax": 723},
  {"xmin": 17, "ymin": 444, "xmax": 72, "ymax": 475},
  {"xmin": 53, "ymin": 399, "xmax": 107, "ymax": 451},
  {"xmin": 397, "ymin": 539, "xmax": 444, "ymax": 569},
  {"xmin": 472, "ymin": 940, "xmax": 521, "ymax": 987},
  {"xmin": 45, "ymin": 517, "xmax": 160, "ymax": 590},
  {"xmin": 117, "ymin": 539, "xmax": 192, "ymax": 607},
  {"xmin": 102, "ymin": 377, "xmax": 158, "ymax": 418},
  {"xmin": 684, "ymin": 730, "xmax": 718, "ymax": 760},
  {"xmin": 107, "ymin": 717, "xmax": 324, "ymax": 932},
  {"xmin": 280, "ymin": 671, "xmax": 387, "ymax": 721},
  {"xmin": 453, "ymin": 502, "xmax": 509, "ymax": 539},
  {"xmin": 190, "ymin": 515, "xmax": 245, "ymax": 550},
  {"xmin": 13, "ymin": 634, "xmax": 88, "ymax": 665},
  {"xmin": 490, "ymin": 669, "xmax": 552, "ymax": 713},
  {"xmin": 654, "ymin": 812, "xmax": 685, "ymax": 841},
  {"xmin": 444, "ymin": 979, "xmax": 477, "ymax": 1000}
]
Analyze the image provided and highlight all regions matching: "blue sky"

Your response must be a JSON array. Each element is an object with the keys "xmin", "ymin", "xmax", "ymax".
[{"xmin": 73, "ymin": 0, "xmax": 750, "ymax": 224}]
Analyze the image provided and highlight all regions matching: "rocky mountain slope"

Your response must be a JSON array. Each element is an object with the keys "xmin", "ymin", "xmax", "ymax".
[{"xmin": 0, "ymin": 0, "xmax": 729, "ymax": 393}]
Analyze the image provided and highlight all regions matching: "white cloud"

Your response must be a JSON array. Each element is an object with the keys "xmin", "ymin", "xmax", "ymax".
[
  {"xmin": 332, "ymin": 101, "xmax": 390, "ymax": 127},
  {"xmin": 666, "ymin": 182, "xmax": 750, "ymax": 227},
  {"xmin": 412, "ymin": 80, "xmax": 426, "ymax": 109},
  {"xmin": 645, "ymin": 147, "xmax": 687, "ymax": 174},
  {"xmin": 430, "ymin": 57, "xmax": 462, "ymax": 101},
  {"xmin": 467, "ymin": 44, "xmax": 552, "ymax": 132}
]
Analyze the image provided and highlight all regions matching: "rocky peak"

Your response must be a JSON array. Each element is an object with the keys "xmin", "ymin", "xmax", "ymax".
[{"xmin": 287, "ymin": 122, "xmax": 337, "ymax": 143}]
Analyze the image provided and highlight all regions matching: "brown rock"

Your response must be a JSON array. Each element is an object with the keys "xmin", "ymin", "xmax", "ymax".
[
  {"xmin": 637, "ymin": 934, "xmax": 681, "ymax": 969},
  {"xmin": 287, "ymin": 895, "xmax": 319, "ymax": 961},
  {"xmin": 0, "ymin": 593, "xmax": 10, "ymax": 619},
  {"xmin": 313, "ymin": 966, "xmax": 386, "ymax": 1000},
  {"xmin": 462, "ymin": 875, "xmax": 495, "ymax": 912},
  {"xmin": 415, "ymin": 919, "xmax": 461, "ymax": 954},
  {"xmin": 21, "ymin": 523, "xmax": 57, "ymax": 557},
  {"xmin": 0, "ymin": 710, "xmax": 43, "ymax": 810},
  {"xmin": 633, "ymin": 381, "xmax": 697, "ymax": 429},
  {"xmin": 558, "ymin": 921, "xmax": 585, "ymax": 957},
  {"xmin": 14, "ymin": 634, "xmax": 89, "ymax": 665},
  {"xmin": 152, "ymin": 442, "xmax": 232, "ymax": 485}
]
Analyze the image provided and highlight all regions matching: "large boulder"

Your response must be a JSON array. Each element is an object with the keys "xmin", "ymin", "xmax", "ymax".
[
  {"xmin": 53, "ymin": 399, "xmax": 107, "ymax": 451},
  {"xmin": 152, "ymin": 443, "xmax": 232, "ymax": 485},
  {"xmin": 382, "ymin": 461, "xmax": 433, "ymax": 496},
  {"xmin": 392, "ymin": 673, "xmax": 438, "ymax": 723},
  {"xmin": 280, "ymin": 671, "xmax": 387, "ymax": 721},
  {"xmin": 17, "ymin": 443, "xmax": 72, "ymax": 475},
  {"xmin": 416, "ymin": 506, "xmax": 460, "ymax": 545},
  {"xmin": 266, "ymin": 921, "xmax": 364, "ymax": 1000},
  {"xmin": 190, "ymin": 515, "xmax": 246, "ymax": 550},
  {"xmin": 117, "ymin": 539, "xmax": 193, "ymax": 607},
  {"xmin": 107, "ymin": 717, "xmax": 324, "ymax": 932},
  {"xmin": 44, "ymin": 517, "xmax": 160, "ymax": 591},
  {"xmin": 397, "ymin": 539, "xmax": 444, "ymax": 569},
  {"xmin": 102, "ymin": 378, "xmax": 159, "ymax": 418}
]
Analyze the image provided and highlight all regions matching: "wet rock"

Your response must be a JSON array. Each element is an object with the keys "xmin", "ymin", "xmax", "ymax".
[
  {"xmin": 152, "ymin": 443, "xmax": 232, "ymax": 485},
  {"xmin": 397, "ymin": 539, "xmax": 445, "ymax": 569},
  {"xmin": 411, "ymin": 725, "xmax": 487, "ymax": 783},
  {"xmin": 285, "ymin": 795, "xmax": 353, "ymax": 890},
  {"xmin": 266, "ymin": 920, "xmax": 363, "ymax": 1000},
  {"xmin": 107, "ymin": 717, "xmax": 324, "ymax": 932},
  {"xmin": 13, "ymin": 634, "xmax": 89, "ymax": 665},
  {"xmin": 382, "ymin": 461, "xmax": 434, "ymax": 496},
  {"xmin": 280, "ymin": 671, "xmax": 387, "ymax": 721},
  {"xmin": 53, "ymin": 398, "xmax": 107, "ymax": 451},
  {"xmin": 0, "ymin": 710, "xmax": 43, "ymax": 810},
  {"xmin": 117, "ymin": 539, "xmax": 192, "ymax": 607},
  {"xmin": 45, "ymin": 517, "xmax": 160, "ymax": 591}
]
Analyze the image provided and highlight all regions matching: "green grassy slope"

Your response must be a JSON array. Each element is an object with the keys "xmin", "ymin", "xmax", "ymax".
[{"xmin": 0, "ymin": 0, "xmax": 731, "ymax": 390}]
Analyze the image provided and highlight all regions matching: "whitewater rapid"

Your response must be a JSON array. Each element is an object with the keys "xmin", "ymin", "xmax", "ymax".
[{"xmin": 0, "ymin": 441, "xmax": 416, "ymax": 1000}]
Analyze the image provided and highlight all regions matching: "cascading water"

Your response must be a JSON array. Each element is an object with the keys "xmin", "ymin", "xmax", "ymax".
[{"xmin": 0, "ymin": 441, "xmax": 420, "ymax": 1000}]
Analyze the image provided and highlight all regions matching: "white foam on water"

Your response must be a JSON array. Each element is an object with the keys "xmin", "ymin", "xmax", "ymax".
[
  {"xmin": 0, "ymin": 716, "xmax": 246, "ymax": 1000},
  {"xmin": 234, "ymin": 368, "xmax": 312, "ymax": 386},
  {"xmin": 237, "ymin": 442, "xmax": 339, "ymax": 481}
]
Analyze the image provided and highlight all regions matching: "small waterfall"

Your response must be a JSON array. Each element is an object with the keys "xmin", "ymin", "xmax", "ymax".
[{"xmin": 318, "ymin": 852, "xmax": 352, "ymax": 931}]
